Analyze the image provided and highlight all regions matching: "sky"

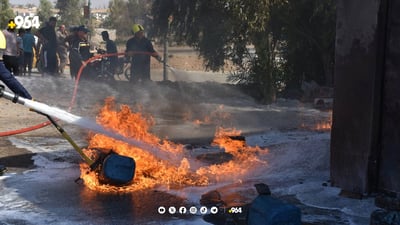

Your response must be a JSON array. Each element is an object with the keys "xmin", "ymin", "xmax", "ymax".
[{"xmin": 9, "ymin": 0, "xmax": 110, "ymax": 9}]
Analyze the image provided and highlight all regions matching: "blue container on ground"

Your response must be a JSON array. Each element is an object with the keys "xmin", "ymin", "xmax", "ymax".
[
  {"xmin": 101, "ymin": 153, "xmax": 135, "ymax": 185},
  {"xmin": 248, "ymin": 195, "xmax": 301, "ymax": 225}
]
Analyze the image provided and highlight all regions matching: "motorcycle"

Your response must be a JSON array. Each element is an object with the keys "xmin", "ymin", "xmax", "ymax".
[
  {"xmin": 88, "ymin": 48, "xmax": 117, "ymax": 81},
  {"xmin": 70, "ymin": 48, "xmax": 125, "ymax": 82}
]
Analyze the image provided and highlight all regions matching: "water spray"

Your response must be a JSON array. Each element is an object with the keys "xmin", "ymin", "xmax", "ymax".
[{"xmin": 0, "ymin": 85, "xmax": 184, "ymax": 184}]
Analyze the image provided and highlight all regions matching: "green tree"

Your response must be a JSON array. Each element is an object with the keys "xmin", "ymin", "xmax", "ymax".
[
  {"xmin": 151, "ymin": 0, "xmax": 336, "ymax": 103},
  {"xmin": 56, "ymin": 0, "xmax": 84, "ymax": 27},
  {"xmin": 37, "ymin": 0, "xmax": 54, "ymax": 23},
  {"xmin": 0, "ymin": 0, "xmax": 15, "ymax": 29},
  {"xmin": 106, "ymin": 0, "xmax": 151, "ymax": 39},
  {"xmin": 107, "ymin": 0, "xmax": 129, "ymax": 36},
  {"xmin": 127, "ymin": 0, "xmax": 153, "ymax": 36},
  {"xmin": 152, "ymin": 0, "xmax": 282, "ymax": 103},
  {"xmin": 281, "ymin": 0, "xmax": 336, "ymax": 89}
]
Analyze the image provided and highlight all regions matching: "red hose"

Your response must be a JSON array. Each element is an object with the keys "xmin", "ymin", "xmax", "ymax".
[{"xmin": 0, "ymin": 51, "xmax": 156, "ymax": 137}]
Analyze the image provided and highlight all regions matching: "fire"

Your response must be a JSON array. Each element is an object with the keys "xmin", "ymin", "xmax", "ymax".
[
  {"xmin": 315, "ymin": 121, "xmax": 332, "ymax": 131},
  {"xmin": 301, "ymin": 110, "xmax": 332, "ymax": 131},
  {"xmin": 79, "ymin": 98, "xmax": 266, "ymax": 193},
  {"xmin": 187, "ymin": 105, "xmax": 231, "ymax": 126},
  {"xmin": 196, "ymin": 127, "xmax": 266, "ymax": 182},
  {"xmin": 314, "ymin": 111, "xmax": 332, "ymax": 131}
]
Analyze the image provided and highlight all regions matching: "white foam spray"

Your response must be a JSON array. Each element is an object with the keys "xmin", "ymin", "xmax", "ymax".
[{"xmin": 22, "ymin": 98, "xmax": 183, "ymax": 164}]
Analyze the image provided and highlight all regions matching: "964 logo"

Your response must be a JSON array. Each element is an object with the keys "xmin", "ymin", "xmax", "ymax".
[
  {"xmin": 14, "ymin": 16, "xmax": 40, "ymax": 29},
  {"xmin": 228, "ymin": 206, "xmax": 243, "ymax": 214}
]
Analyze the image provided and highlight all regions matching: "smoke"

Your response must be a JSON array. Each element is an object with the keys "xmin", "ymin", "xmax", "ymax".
[{"xmin": 16, "ymin": 73, "xmax": 273, "ymax": 142}]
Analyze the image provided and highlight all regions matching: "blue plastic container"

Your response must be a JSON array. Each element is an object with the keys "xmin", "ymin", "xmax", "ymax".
[
  {"xmin": 248, "ymin": 195, "xmax": 301, "ymax": 225},
  {"xmin": 101, "ymin": 153, "xmax": 135, "ymax": 185}
]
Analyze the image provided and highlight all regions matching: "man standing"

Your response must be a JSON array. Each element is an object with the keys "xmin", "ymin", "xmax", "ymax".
[
  {"xmin": 22, "ymin": 28, "xmax": 36, "ymax": 76},
  {"xmin": 125, "ymin": 24, "xmax": 162, "ymax": 82},
  {"xmin": 36, "ymin": 17, "xmax": 58, "ymax": 75},
  {"xmin": 56, "ymin": 24, "xmax": 68, "ymax": 75},
  {"xmin": 2, "ymin": 19, "xmax": 19, "ymax": 75},
  {"xmin": 68, "ymin": 26, "xmax": 91, "ymax": 79},
  {"xmin": 17, "ymin": 29, "xmax": 24, "ymax": 75},
  {"xmin": 101, "ymin": 30, "xmax": 118, "ymax": 73}
]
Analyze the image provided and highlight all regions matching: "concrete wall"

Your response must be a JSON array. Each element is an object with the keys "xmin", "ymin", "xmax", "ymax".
[
  {"xmin": 331, "ymin": 0, "xmax": 382, "ymax": 194},
  {"xmin": 331, "ymin": 0, "xmax": 400, "ymax": 194},
  {"xmin": 378, "ymin": 0, "xmax": 400, "ymax": 194}
]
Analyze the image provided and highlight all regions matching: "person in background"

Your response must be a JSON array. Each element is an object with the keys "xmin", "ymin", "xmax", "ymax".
[
  {"xmin": 0, "ymin": 30, "xmax": 31, "ymax": 98},
  {"xmin": 17, "ymin": 29, "xmax": 25, "ymax": 75},
  {"xmin": 2, "ymin": 19, "xmax": 19, "ymax": 76},
  {"xmin": 36, "ymin": 16, "xmax": 58, "ymax": 76},
  {"xmin": 22, "ymin": 28, "xmax": 36, "ymax": 76},
  {"xmin": 56, "ymin": 24, "xmax": 68, "ymax": 75},
  {"xmin": 125, "ymin": 24, "xmax": 162, "ymax": 83},
  {"xmin": 101, "ymin": 30, "xmax": 118, "ymax": 74},
  {"xmin": 68, "ymin": 26, "xmax": 91, "ymax": 79},
  {"xmin": 0, "ymin": 30, "xmax": 33, "ymax": 175}
]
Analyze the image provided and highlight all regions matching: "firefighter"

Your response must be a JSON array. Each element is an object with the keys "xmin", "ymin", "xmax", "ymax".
[
  {"xmin": 125, "ymin": 24, "xmax": 162, "ymax": 83},
  {"xmin": 0, "ymin": 29, "xmax": 32, "ymax": 175},
  {"xmin": 0, "ymin": 30, "xmax": 32, "ymax": 99},
  {"xmin": 68, "ymin": 26, "xmax": 92, "ymax": 80}
]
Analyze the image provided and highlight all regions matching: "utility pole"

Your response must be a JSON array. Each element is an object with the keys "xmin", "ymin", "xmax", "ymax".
[
  {"xmin": 84, "ymin": 0, "xmax": 91, "ymax": 25},
  {"xmin": 84, "ymin": 0, "xmax": 91, "ymax": 41},
  {"xmin": 163, "ymin": 15, "xmax": 173, "ymax": 81}
]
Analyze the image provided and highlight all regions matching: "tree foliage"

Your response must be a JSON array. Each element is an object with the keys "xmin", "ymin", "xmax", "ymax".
[
  {"xmin": 0, "ymin": 0, "xmax": 15, "ymax": 29},
  {"xmin": 151, "ymin": 0, "xmax": 336, "ymax": 103},
  {"xmin": 37, "ymin": 0, "xmax": 54, "ymax": 23},
  {"xmin": 55, "ymin": 0, "xmax": 84, "ymax": 27},
  {"xmin": 281, "ymin": 0, "xmax": 336, "ymax": 89},
  {"xmin": 106, "ymin": 0, "xmax": 129, "ymax": 36},
  {"xmin": 105, "ymin": 0, "xmax": 152, "ymax": 39}
]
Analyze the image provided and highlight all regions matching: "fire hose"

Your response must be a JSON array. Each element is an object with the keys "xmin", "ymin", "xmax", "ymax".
[
  {"xmin": 0, "ymin": 51, "xmax": 161, "ymax": 137},
  {"xmin": 0, "ymin": 84, "xmax": 136, "ymax": 185}
]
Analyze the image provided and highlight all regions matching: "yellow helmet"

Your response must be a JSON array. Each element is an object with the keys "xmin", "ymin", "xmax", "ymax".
[{"xmin": 132, "ymin": 24, "xmax": 144, "ymax": 34}]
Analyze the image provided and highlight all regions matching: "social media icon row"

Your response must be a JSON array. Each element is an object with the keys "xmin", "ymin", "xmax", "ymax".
[{"xmin": 158, "ymin": 206, "xmax": 218, "ymax": 215}]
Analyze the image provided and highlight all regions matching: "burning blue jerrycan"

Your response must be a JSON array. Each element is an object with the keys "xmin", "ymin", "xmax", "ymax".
[
  {"xmin": 100, "ymin": 153, "xmax": 136, "ymax": 185},
  {"xmin": 248, "ymin": 183, "xmax": 301, "ymax": 225}
]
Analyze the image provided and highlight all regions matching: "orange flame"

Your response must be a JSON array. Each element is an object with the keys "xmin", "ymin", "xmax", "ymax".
[
  {"xmin": 185, "ymin": 105, "xmax": 231, "ymax": 126},
  {"xmin": 301, "ymin": 110, "xmax": 332, "ymax": 132},
  {"xmin": 79, "ymin": 98, "xmax": 267, "ymax": 193}
]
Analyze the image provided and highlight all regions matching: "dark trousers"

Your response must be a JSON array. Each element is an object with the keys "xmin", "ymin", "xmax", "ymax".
[
  {"xmin": 130, "ymin": 62, "xmax": 151, "ymax": 82},
  {"xmin": 23, "ymin": 52, "xmax": 33, "ymax": 74},
  {"xmin": 43, "ymin": 47, "xmax": 58, "ymax": 74},
  {"xmin": 0, "ymin": 61, "xmax": 32, "ymax": 99},
  {"xmin": 3, "ymin": 55, "xmax": 19, "ymax": 76}
]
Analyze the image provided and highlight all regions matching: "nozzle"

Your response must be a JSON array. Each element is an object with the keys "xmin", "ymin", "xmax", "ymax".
[{"xmin": 0, "ymin": 85, "xmax": 25, "ymax": 105}]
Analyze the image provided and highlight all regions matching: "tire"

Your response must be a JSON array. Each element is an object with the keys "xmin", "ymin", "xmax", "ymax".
[{"xmin": 124, "ymin": 64, "xmax": 131, "ymax": 80}]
